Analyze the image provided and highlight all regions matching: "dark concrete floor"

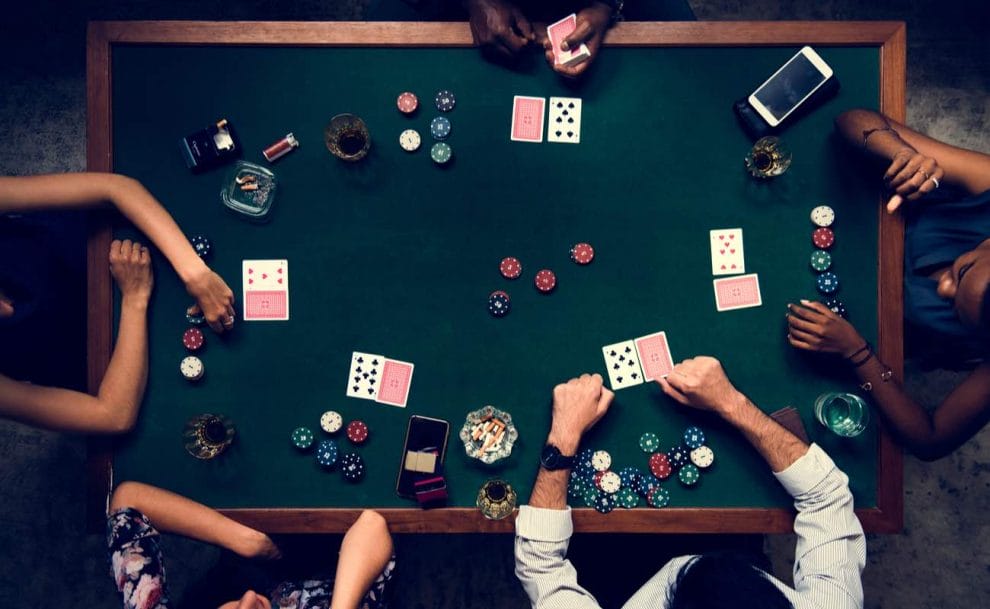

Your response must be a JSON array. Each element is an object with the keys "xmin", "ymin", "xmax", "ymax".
[{"xmin": 1, "ymin": 1, "xmax": 988, "ymax": 607}]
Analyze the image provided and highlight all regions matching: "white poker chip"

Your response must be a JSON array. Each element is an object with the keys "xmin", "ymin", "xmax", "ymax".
[
  {"xmin": 179, "ymin": 355, "xmax": 204, "ymax": 381},
  {"xmin": 591, "ymin": 450, "xmax": 612, "ymax": 472},
  {"xmin": 811, "ymin": 205, "xmax": 835, "ymax": 228},
  {"xmin": 599, "ymin": 471, "xmax": 621, "ymax": 494},
  {"xmin": 690, "ymin": 445, "xmax": 715, "ymax": 469},
  {"xmin": 320, "ymin": 410, "xmax": 343, "ymax": 434},
  {"xmin": 399, "ymin": 129, "xmax": 421, "ymax": 152}
]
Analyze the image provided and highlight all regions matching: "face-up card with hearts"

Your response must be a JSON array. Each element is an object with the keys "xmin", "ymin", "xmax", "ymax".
[
  {"xmin": 510, "ymin": 96, "xmax": 546, "ymax": 143},
  {"xmin": 242, "ymin": 259, "xmax": 289, "ymax": 320},
  {"xmin": 601, "ymin": 339, "xmax": 645, "ymax": 390},
  {"xmin": 376, "ymin": 358, "xmax": 414, "ymax": 408},
  {"xmin": 634, "ymin": 331, "xmax": 674, "ymax": 381},
  {"xmin": 546, "ymin": 14, "xmax": 591, "ymax": 67},
  {"xmin": 346, "ymin": 351, "xmax": 384, "ymax": 400},
  {"xmin": 710, "ymin": 228, "xmax": 745, "ymax": 276},
  {"xmin": 713, "ymin": 273, "xmax": 762, "ymax": 311},
  {"xmin": 548, "ymin": 97, "xmax": 582, "ymax": 144}
]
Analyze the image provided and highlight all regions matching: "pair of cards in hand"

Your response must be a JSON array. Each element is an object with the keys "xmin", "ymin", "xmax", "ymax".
[
  {"xmin": 709, "ymin": 229, "xmax": 762, "ymax": 312},
  {"xmin": 346, "ymin": 351, "xmax": 414, "ymax": 408},
  {"xmin": 511, "ymin": 96, "xmax": 582, "ymax": 144},
  {"xmin": 602, "ymin": 331, "xmax": 675, "ymax": 390}
]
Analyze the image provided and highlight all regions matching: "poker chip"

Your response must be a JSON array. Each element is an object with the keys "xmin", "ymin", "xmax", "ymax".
[
  {"xmin": 320, "ymin": 410, "xmax": 343, "ymax": 434},
  {"xmin": 576, "ymin": 448, "xmax": 595, "ymax": 472},
  {"xmin": 182, "ymin": 327, "xmax": 205, "ymax": 352},
  {"xmin": 315, "ymin": 439, "xmax": 339, "ymax": 468},
  {"xmin": 340, "ymin": 452, "xmax": 366, "ymax": 482},
  {"xmin": 582, "ymin": 487, "xmax": 601, "ymax": 508},
  {"xmin": 430, "ymin": 142, "xmax": 452, "ymax": 164},
  {"xmin": 647, "ymin": 486, "xmax": 671, "ymax": 508},
  {"xmin": 568, "ymin": 474, "xmax": 587, "ymax": 499},
  {"xmin": 649, "ymin": 452, "xmax": 673, "ymax": 480},
  {"xmin": 500, "ymin": 256, "xmax": 523, "ymax": 279},
  {"xmin": 488, "ymin": 291, "xmax": 511, "ymax": 318},
  {"xmin": 430, "ymin": 116, "xmax": 451, "ymax": 140},
  {"xmin": 190, "ymin": 235, "xmax": 211, "ymax": 259},
  {"xmin": 593, "ymin": 492, "xmax": 615, "ymax": 514},
  {"xmin": 618, "ymin": 466, "xmax": 642, "ymax": 490},
  {"xmin": 678, "ymin": 464, "xmax": 701, "ymax": 486},
  {"xmin": 534, "ymin": 269, "xmax": 556, "ymax": 293},
  {"xmin": 598, "ymin": 471, "xmax": 621, "ymax": 494},
  {"xmin": 667, "ymin": 446, "xmax": 690, "ymax": 470},
  {"xmin": 812, "ymin": 227, "xmax": 835, "ymax": 249},
  {"xmin": 397, "ymin": 91, "xmax": 419, "ymax": 114},
  {"xmin": 617, "ymin": 487, "xmax": 639, "ymax": 509},
  {"xmin": 690, "ymin": 445, "xmax": 715, "ymax": 469},
  {"xmin": 399, "ymin": 129, "xmax": 421, "ymax": 152},
  {"xmin": 811, "ymin": 205, "xmax": 835, "ymax": 227},
  {"xmin": 434, "ymin": 89, "xmax": 456, "ymax": 112},
  {"xmin": 346, "ymin": 420, "xmax": 369, "ymax": 444},
  {"xmin": 816, "ymin": 271, "xmax": 840, "ymax": 295},
  {"xmin": 824, "ymin": 297, "xmax": 847, "ymax": 318},
  {"xmin": 593, "ymin": 470, "xmax": 606, "ymax": 489},
  {"xmin": 179, "ymin": 355, "xmax": 204, "ymax": 381},
  {"xmin": 591, "ymin": 450, "xmax": 612, "ymax": 472},
  {"xmin": 810, "ymin": 249, "xmax": 832, "ymax": 272},
  {"xmin": 570, "ymin": 242, "xmax": 595, "ymax": 265},
  {"xmin": 635, "ymin": 477, "xmax": 657, "ymax": 498},
  {"xmin": 291, "ymin": 427, "xmax": 315, "ymax": 450},
  {"xmin": 639, "ymin": 432, "xmax": 660, "ymax": 453},
  {"xmin": 683, "ymin": 427, "xmax": 706, "ymax": 450},
  {"xmin": 186, "ymin": 311, "xmax": 205, "ymax": 326}
]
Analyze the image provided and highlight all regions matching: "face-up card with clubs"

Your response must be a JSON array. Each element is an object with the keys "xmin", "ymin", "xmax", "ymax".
[
  {"xmin": 713, "ymin": 273, "xmax": 762, "ymax": 311},
  {"xmin": 601, "ymin": 339, "xmax": 645, "ymax": 390},
  {"xmin": 634, "ymin": 331, "xmax": 674, "ymax": 381},
  {"xmin": 510, "ymin": 96, "xmax": 546, "ymax": 143},
  {"xmin": 710, "ymin": 228, "xmax": 745, "ymax": 276},
  {"xmin": 548, "ymin": 97, "xmax": 582, "ymax": 144},
  {"xmin": 376, "ymin": 359, "xmax": 414, "ymax": 408},
  {"xmin": 242, "ymin": 259, "xmax": 289, "ymax": 320},
  {"xmin": 346, "ymin": 351, "xmax": 384, "ymax": 400}
]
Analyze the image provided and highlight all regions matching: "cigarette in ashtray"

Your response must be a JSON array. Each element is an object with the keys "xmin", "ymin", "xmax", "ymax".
[{"xmin": 473, "ymin": 417, "xmax": 507, "ymax": 456}]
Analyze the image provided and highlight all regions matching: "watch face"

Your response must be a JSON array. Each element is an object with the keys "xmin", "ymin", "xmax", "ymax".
[{"xmin": 541, "ymin": 445, "xmax": 560, "ymax": 468}]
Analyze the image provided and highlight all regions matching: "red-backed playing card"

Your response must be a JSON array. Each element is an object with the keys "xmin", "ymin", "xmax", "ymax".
[
  {"xmin": 242, "ymin": 259, "xmax": 289, "ymax": 320},
  {"xmin": 634, "ymin": 331, "xmax": 674, "ymax": 381},
  {"xmin": 713, "ymin": 273, "xmax": 762, "ymax": 311},
  {"xmin": 376, "ymin": 358, "xmax": 414, "ymax": 407},
  {"xmin": 546, "ymin": 14, "xmax": 591, "ymax": 66},
  {"xmin": 510, "ymin": 96, "xmax": 546, "ymax": 143}
]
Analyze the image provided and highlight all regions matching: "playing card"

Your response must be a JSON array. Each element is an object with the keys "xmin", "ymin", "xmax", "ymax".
[
  {"xmin": 769, "ymin": 406, "xmax": 810, "ymax": 444},
  {"xmin": 376, "ymin": 358, "xmax": 414, "ymax": 408},
  {"xmin": 510, "ymin": 96, "xmax": 546, "ymax": 143},
  {"xmin": 547, "ymin": 97, "xmax": 582, "ymax": 144},
  {"xmin": 713, "ymin": 273, "xmax": 762, "ymax": 311},
  {"xmin": 346, "ymin": 351, "xmax": 384, "ymax": 400},
  {"xmin": 601, "ymin": 340, "xmax": 645, "ymax": 390},
  {"xmin": 709, "ymin": 228, "xmax": 745, "ymax": 276},
  {"xmin": 242, "ymin": 259, "xmax": 289, "ymax": 321},
  {"xmin": 634, "ymin": 331, "xmax": 674, "ymax": 381},
  {"xmin": 546, "ymin": 14, "xmax": 591, "ymax": 67}
]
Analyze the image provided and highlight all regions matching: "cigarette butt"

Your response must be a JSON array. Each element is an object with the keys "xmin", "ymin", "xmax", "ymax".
[{"xmin": 240, "ymin": 183, "xmax": 259, "ymax": 191}]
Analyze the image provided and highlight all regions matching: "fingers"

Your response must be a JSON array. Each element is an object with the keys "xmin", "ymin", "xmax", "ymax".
[
  {"xmin": 511, "ymin": 8, "xmax": 534, "ymax": 41},
  {"xmin": 786, "ymin": 313, "xmax": 821, "ymax": 335},
  {"xmin": 787, "ymin": 334, "xmax": 815, "ymax": 351},
  {"xmin": 886, "ymin": 153, "xmax": 921, "ymax": 187},
  {"xmin": 886, "ymin": 193, "xmax": 904, "ymax": 214},
  {"xmin": 658, "ymin": 377, "xmax": 689, "ymax": 405},
  {"xmin": 786, "ymin": 302, "xmax": 828, "ymax": 323},
  {"xmin": 561, "ymin": 20, "xmax": 593, "ymax": 51},
  {"xmin": 906, "ymin": 166, "xmax": 945, "ymax": 201},
  {"xmin": 787, "ymin": 327, "xmax": 820, "ymax": 344},
  {"xmin": 187, "ymin": 303, "xmax": 203, "ymax": 316},
  {"xmin": 598, "ymin": 386, "xmax": 614, "ymax": 411},
  {"xmin": 883, "ymin": 152, "xmax": 912, "ymax": 182}
]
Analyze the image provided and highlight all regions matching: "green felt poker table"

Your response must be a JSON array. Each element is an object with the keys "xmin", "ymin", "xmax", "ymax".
[{"xmin": 86, "ymin": 21, "xmax": 906, "ymax": 533}]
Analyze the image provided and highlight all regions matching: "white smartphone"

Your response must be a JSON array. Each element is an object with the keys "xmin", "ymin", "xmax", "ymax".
[{"xmin": 747, "ymin": 46, "xmax": 834, "ymax": 127}]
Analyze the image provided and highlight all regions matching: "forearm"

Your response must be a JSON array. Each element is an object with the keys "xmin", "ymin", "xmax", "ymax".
[
  {"xmin": 95, "ymin": 299, "xmax": 149, "ymax": 432},
  {"xmin": 834, "ymin": 109, "xmax": 913, "ymax": 161},
  {"xmin": 330, "ymin": 511, "xmax": 394, "ymax": 609},
  {"xmin": 720, "ymin": 394, "xmax": 808, "ymax": 472}
]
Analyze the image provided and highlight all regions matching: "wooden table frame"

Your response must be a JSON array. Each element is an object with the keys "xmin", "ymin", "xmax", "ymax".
[{"xmin": 87, "ymin": 20, "xmax": 905, "ymax": 534}]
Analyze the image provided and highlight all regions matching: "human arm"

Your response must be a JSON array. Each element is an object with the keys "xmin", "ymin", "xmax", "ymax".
[
  {"xmin": 787, "ymin": 300, "xmax": 990, "ymax": 460},
  {"xmin": 514, "ymin": 374, "xmax": 614, "ymax": 609},
  {"xmin": 0, "ymin": 173, "xmax": 235, "ymax": 332},
  {"xmin": 330, "ymin": 511, "xmax": 394, "ymax": 609},
  {"xmin": 834, "ymin": 109, "xmax": 990, "ymax": 212},
  {"xmin": 539, "ymin": 2, "xmax": 612, "ymax": 78},
  {"xmin": 0, "ymin": 239, "xmax": 151, "ymax": 433},
  {"xmin": 464, "ymin": 0, "xmax": 534, "ymax": 59}
]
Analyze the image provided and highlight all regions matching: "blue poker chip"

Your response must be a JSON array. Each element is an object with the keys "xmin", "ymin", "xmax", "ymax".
[
  {"xmin": 617, "ymin": 466, "xmax": 642, "ymax": 489},
  {"xmin": 816, "ymin": 271, "xmax": 840, "ymax": 295},
  {"xmin": 683, "ymin": 427, "xmax": 706, "ymax": 450},
  {"xmin": 186, "ymin": 312, "xmax": 206, "ymax": 326},
  {"xmin": 667, "ymin": 446, "xmax": 690, "ymax": 469},
  {"xmin": 488, "ymin": 292, "xmax": 510, "ymax": 318},
  {"xmin": 593, "ymin": 492, "xmax": 615, "ymax": 514},
  {"xmin": 434, "ymin": 89, "xmax": 456, "ymax": 112},
  {"xmin": 190, "ymin": 235, "xmax": 211, "ymax": 259},
  {"xmin": 315, "ymin": 439, "xmax": 339, "ymax": 468},
  {"xmin": 824, "ymin": 297, "xmax": 847, "ymax": 318},
  {"xmin": 430, "ymin": 116, "xmax": 451, "ymax": 140}
]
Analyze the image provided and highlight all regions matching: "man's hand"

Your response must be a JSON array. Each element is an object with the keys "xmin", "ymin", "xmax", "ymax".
[
  {"xmin": 548, "ymin": 373, "xmax": 614, "ymax": 453},
  {"xmin": 786, "ymin": 300, "xmax": 865, "ymax": 357},
  {"xmin": 109, "ymin": 239, "xmax": 153, "ymax": 307},
  {"xmin": 541, "ymin": 2, "xmax": 611, "ymax": 78},
  {"xmin": 884, "ymin": 148, "xmax": 944, "ymax": 212},
  {"xmin": 465, "ymin": 0, "xmax": 534, "ymax": 60},
  {"xmin": 184, "ymin": 267, "xmax": 236, "ymax": 334},
  {"xmin": 659, "ymin": 357, "xmax": 746, "ymax": 417}
]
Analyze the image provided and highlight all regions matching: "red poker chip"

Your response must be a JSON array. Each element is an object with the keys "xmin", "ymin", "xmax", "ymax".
[
  {"xmin": 534, "ymin": 269, "xmax": 556, "ymax": 293},
  {"xmin": 489, "ymin": 290, "xmax": 511, "ymax": 301},
  {"xmin": 397, "ymin": 92, "xmax": 418, "ymax": 114},
  {"xmin": 570, "ymin": 242, "xmax": 595, "ymax": 265},
  {"xmin": 649, "ymin": 452, "xmax": 672, "ymax": 479},
  {"xmin": 346, "ymin": 420, "xmax": 369, "ymax": 444},
  {"xmin": 812, "ymin": 227, "xmax": 834, "ymax": 249},
  {"xmin": 182, "ymin": 327, "xmax": 204, "ymax": 351},
  {"xmin": 593, "ymin": 470, "xmax": 606, "ymax": 490},
  {"xmin": 499, "ymin": 256, "xmax": 522, "ymax": 279}
]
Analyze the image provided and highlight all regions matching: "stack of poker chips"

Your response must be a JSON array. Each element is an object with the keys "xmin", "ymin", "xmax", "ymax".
[
  {"xmin": 809, "ymin": 206, "xmax": 847, "ymax": 317},
  {"xmin": 290, "ymin": 411, "xmax": 367, "ymax": 483}
]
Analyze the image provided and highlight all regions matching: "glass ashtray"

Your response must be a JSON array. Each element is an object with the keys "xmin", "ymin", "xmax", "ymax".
[
  {"xmin": 221, "ymin": 160, "xmax": 277, "ymax": 222},
  {"xmin": 459, "ymin": 405, "xmax": 519, "ymax": 465}
]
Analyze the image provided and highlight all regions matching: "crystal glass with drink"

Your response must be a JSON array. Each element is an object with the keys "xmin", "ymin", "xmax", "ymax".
[
  {"xmin": 324, "ymin": 113, "xmax": 371, "ymax": 162},
  {"xmin": 814, "ymin": 392, "xmax": 870, "ymax": 437}
]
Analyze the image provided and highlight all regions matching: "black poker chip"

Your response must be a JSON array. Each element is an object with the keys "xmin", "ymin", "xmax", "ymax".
[{"xmin": 190, "ymin": 235, "xmax": 211, "ymax": 259}]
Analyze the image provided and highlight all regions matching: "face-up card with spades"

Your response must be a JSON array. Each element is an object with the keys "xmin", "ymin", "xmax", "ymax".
[
  {"xmin": 601, "ymin": 339, "xmax": 645, "ymax": 390},
  {"xmin": 548, "ymin": 97, "xmax": 582, "ymax": 144},
  {"xmin": 510, "ymin": 96, "xmax": 546, "ymax": 143},
  {"xmin": 710, "ymin": 228, "xmax": 745, "ymax": 276},
  {"xmin": 346, "ymin": 351, "xmax": 384, "ymax": 400},
  {"xmin": 634, "ymin": 331, "xmax": 674, "ymax": 381},
  {"xmin": 376, "ymin": 358, "xmax": 414, "ymax": 408},
  {"xmin": 242, "ymin": 259, "xmax": 289, "ymax": 320},
  {"xmin": 713, "ymin": 273, "xmax": 762, "ymax": 311}
]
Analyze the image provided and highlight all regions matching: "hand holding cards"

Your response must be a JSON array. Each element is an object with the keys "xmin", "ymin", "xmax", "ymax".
[{"xmin": 547, "ymin": 14, "xmax": 591, "ymax": 67}]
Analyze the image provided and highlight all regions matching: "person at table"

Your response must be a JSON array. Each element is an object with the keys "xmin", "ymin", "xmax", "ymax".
[
  {"xmin": 515, "ymin": 359, "xmax": 865, "ymax": 609},
  {"xmin": 365, "ymin": 0, "xmax": 695, "ymax": 78},
  {"xmin": 786, "ymin": 108, "xmax": 990, "ymax": 460},
  {"xmin": 107, "ymin": 481, "xmax": 395, "ymax": 609},
  {"xmin": 0, "ymin": 173, "xmax": 234, "ymax": 433}
]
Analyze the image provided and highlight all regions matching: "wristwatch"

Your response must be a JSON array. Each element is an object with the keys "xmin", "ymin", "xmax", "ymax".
[
  {"xmin": 598, "ymin": 0, "xmax": 625, "ymax": 24},
  {"xmin": 540, "ymin": 444, "xmax": 576, "ymax": 470}
]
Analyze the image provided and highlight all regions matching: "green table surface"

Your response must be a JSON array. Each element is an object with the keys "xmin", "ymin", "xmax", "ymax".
[{"xmin": 111, "ymin": 44, "xmax": 880, "ymax": 510}]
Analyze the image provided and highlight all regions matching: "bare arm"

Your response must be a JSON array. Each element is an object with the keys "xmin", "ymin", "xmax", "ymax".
[
  {"xmin": 330, "ymin": 511, "xmax": 394, "ymax": 609},
  {"xmin": 0, "ymin": 240, "xmax": 151, "ymax": 433},
  {"xmin": 109, "ymin": 481, "xmax": 279, "ymax": 560}
]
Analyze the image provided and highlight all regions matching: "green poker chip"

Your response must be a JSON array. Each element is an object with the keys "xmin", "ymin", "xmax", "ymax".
[
  {"xmin": 678, "ymin": 464, "xmax": 701, "ymax": 486},
  {"xmin": 291, "ymin": 426, "xmax": 314, "ymax": 450},
  {"xmin": 583, "ymin": 487, "xmax": 601, "ymax": 508},
  {"xmin": 647, "ymin": 486, "xmax": 671, "ymax": 508},
  {"xmin": 810, "ymin": 249, "xmax": 832, "ymax": 272},
  {"xmin": 617, "ymin": 487, "xmax": 639, "ymax": 509},
  {"xmin": 430, "ymin": 142, "xmax": 452, "ymax": 164},
  {"xmin": 639, "ymin": 432, "xmax": 660, "ymax": 453}
]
